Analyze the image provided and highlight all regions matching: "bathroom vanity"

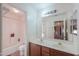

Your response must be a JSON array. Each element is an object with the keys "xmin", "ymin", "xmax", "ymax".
[
  {"xmin": 28, "ymin": 7, "xmax": 79, "ymax": 56},
  {"xmin": 28, "ymin": 42, "xmax": 74, "ymax": 56}
]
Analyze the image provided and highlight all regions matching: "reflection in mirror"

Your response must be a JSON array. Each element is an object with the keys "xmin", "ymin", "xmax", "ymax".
[
  {"xmin": 70, "ymin": 19, "xmax": 77, "ymax": 35},
  {"xmin": 70, "ymin": 10, "xmax": 77, "ymax": 35},
  {"xmin": 54, "ymin": 21, "xmax": 64, "ymax": 40}
]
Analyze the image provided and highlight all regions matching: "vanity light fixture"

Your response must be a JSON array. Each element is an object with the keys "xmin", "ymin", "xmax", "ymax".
[{"xmin": 41, "ymin": 9, "xmax": 57, "ymax": 17}]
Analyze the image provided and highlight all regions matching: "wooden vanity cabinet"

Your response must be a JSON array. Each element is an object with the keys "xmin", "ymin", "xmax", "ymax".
[
  {"xmin": 29, "ymin": 42, "xmax": 74, "ymax": 56},
  {"xmin": 50, "ymin": 49, "xmax": 74, "ymax": 56},
  {"xmin": 29, "ymin": 43, "xmax": 41, "ymax": 56},
  {"xmin": 41, "ymin": 46, "xmax": 50, "ymax": 56},
  {"xmin": 29, "ymin": 43, "xmax": 50, "ymax": 56}
]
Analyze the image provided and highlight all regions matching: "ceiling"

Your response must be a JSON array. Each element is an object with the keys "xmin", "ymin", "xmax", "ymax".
[
  {"xmin": 9, "ymin": 3, "xmax": 75, "ymax": 11},
  {"xmin": 28, "ymin": 3, "xmax": 55, "ymax": 11},
  {"xmin": 7, "ymin": 3, "xmax": 76, "ymax": 17},
  {"xmin": 9, "ymin": 3, "xmax": 55, "ymax": 12}
]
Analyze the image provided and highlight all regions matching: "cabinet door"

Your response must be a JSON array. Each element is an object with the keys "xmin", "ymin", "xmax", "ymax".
[
  {"xmin": 42, "ymin": 46, "xmax": 50, "ymax": 56},
  {"xmin": 50, "ymin": 49, "xmax": 74, "ymax": 56},
  {"xmin": 29, "ymin": 43, "xmax": 41, "ymax": 56}
]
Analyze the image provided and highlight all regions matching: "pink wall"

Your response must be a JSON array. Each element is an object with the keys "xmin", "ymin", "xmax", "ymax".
[{"xmin": 2, "ymin": 4, "xmax": 26, "ymax": 50}]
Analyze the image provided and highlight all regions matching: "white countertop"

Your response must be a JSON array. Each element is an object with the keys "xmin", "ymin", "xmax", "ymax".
[{"xmin": 29, "ymin": 38, "xmax": 79, "ymax": 55}]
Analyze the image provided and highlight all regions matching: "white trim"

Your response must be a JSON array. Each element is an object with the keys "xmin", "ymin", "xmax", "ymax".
[{"xmin": 1, "ymin": 44, "xmax": 20, "ymax": 56}]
